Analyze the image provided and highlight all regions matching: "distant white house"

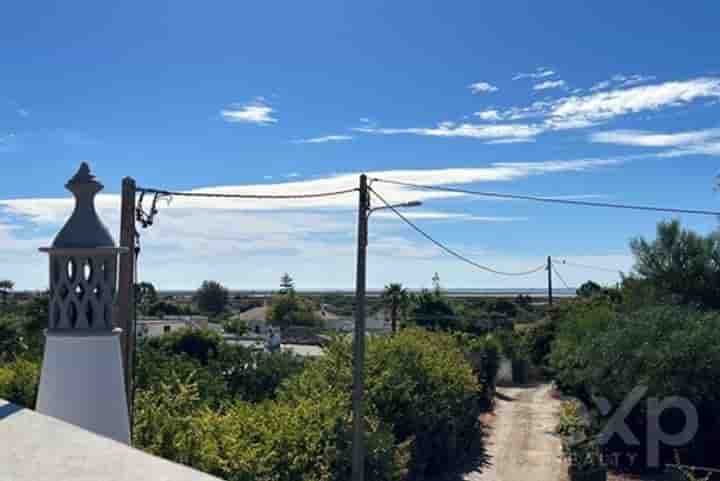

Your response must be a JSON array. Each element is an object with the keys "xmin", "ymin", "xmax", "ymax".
[
  {"xmin": 136, "ymin": 315, "xmax": 209, "ymax": 339},
  {"xmin": 325, "ymin": 309, "xmax": 391, "ymax": 332}
]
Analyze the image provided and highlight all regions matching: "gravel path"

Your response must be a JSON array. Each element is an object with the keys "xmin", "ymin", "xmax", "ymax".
[{"xmin": 465, "ymin": 383, "xmax": 563, "ymax": 481}]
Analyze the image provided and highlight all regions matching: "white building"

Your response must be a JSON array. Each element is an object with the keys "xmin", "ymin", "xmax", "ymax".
[{"xmin": 136, "ymin": 315, "xmax": 209, "ymax": 339}]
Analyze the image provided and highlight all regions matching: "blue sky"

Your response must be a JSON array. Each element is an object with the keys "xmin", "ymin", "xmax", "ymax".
[{"xmin": 2, "ymin": 1, "xmax": 720, "ymax": 290}]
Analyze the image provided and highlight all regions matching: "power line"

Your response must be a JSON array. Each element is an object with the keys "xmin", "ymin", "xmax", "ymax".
[
  {"xmin": 551, "ymin": 263, "xmax": 571, "ymax": 289},
  {"xmin": 371, "ymin": 178, "xmax": 720, "ymax": 216},
  {"xmin": 368, "ymin": 186, "xmax": 546, "ymax": 277},
  {"xmin": 554, "ymin": 259, "xmax": 623, "ymax": 274},
  {"xmin": 134, "ymin": 186, "xmax": 359, "ymax": 227},
  {"xmin": 136, "ymin": 186, "xmax": 358, "ymax": 199}
]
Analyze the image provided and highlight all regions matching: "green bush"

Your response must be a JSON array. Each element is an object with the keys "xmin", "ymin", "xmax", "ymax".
[
  {"xmin": 134, "ymin": 376, "xmax": 398, "ymax": 481},
  {"xmin": 0, "ymin": 358, "xmax": 40, "ymax": 408},
  {"xmin": 280, "ymin": 328, "xmax": 482, "ymax": 479},
  {"xmin": 136, "ymin": 337, "xmax": 306, "ymax": 405},
  {"xmin": 550, "ymin": 305, "xmax": 720, "ymax": 469},
  {"xmin": 148, "ymin": 328, "xmax": 223, "ymax": 365}
]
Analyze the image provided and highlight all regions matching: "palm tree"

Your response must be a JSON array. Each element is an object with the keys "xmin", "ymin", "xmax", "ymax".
[
  {"xmin": 381, "ymin": 283, "xmax": 409, "ymax": 334},
  {"xmin": 0, "ymin": 280, "xmax": 14, "ymax": 308}
]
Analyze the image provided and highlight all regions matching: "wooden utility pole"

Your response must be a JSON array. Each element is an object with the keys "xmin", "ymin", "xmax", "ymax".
[
  {"xmin": 547, "ymin": 255, "xmax": 553, "ymax": 307},
  {"xmin": 116, "ymin": 177, "xmax": 137, "ymax": 421},
  {"xmin": 352, "ymin": 174, "xmax": 369, "ymax": 481}
]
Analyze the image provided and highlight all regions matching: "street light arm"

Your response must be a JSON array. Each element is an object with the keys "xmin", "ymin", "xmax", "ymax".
[{"xmin": 368, "ymin": 200, "xmax": 422, "ymax": 216}]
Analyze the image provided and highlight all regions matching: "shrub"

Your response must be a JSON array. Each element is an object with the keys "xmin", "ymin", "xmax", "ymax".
[
  {"xmin": 133, "ymin": 376, "xmax": 398, "ymax": 481},
  {"xmin": 219, "ymin": 346, "xmax": 305, "ymax": 403},
  {"xmin": 148, "ymin": 328, "xmax": 223, "ymax": 365},
  {"xmin": 280, "ymin": 328, "xmax": 482, "ymax": 479},
  {"xmin": 551, "ymin": 305, "xmax": 720, "ymax": 469},
  {"xmin": 0, "ymin": 358, "xmax": 40, "ymax": 408}
]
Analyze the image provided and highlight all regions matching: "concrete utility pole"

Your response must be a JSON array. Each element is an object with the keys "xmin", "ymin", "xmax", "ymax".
[
  {"xmin": 547, "ymin": 255, "xmax": 553, "ymax": 307},
  {"xmin": 352, "ymin": 174, "xmax": 369, "ymax": 481},
  {"xmin": 116, "ymin": 177, "xmax": 137, "ymax": 421}
]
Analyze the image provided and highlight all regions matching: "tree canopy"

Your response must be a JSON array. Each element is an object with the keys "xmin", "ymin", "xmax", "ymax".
[
  {"xmin": 195, "ymin": 280, "xmax": 230, "ymax": 317},
  {"xmin": 628, "ymin": 220, "xmax": 720, "ymax": 308},
  {"xmin": 381, "ymin": 283, "xmax": 409, "ymax": 333}
]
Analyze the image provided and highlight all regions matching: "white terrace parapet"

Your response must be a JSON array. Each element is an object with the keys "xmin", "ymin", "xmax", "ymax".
[{"xmin": 0, "ymin": 399, "xmax": 220, "ymax": 481}]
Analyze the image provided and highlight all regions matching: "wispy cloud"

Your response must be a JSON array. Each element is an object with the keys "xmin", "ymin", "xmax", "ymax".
[
  {"xmin": 0, "ymin": 159, "xmax": 635, "ymax": 289},
  {"xmin": 294, "ymin": 134, "xmax": 353, "ymax": 144},
  {"xmin": 549, "ymin": 78, "xmax": 720, "ymax": 125},
  {"xmin": 16, "ymin": 108, "xmax": 29, "ymax": 118},
  {"xmin": 590, "ymin": 74, "xmax": 656, "ymax": 92},
  {"xmin": 354, "ymin": 78, "xmax": 720, "ymax": 144},
  {"xmin": 373, "ymin": 211, "xmax": 527, "ymax": 222},
  {"xmin": 590, "ymin": 128, "xmax": 720, "ymax": 158},
  {"xmin": 474, "ymin": 110, "xmax": 502, "ymax": 121},
  {"xmin": 590, "ymin": 128, "xmax": 720, "ymax": 147},
  {"xmin": 468, "ymin": 82, "xmax": 499, "ymax": 94},
  {"xmin": 221, "ymin": 98, "xmax": 277, "ymax": 125},
  {"xmin": 354, "ymin": 121, "xmax": 543, "ymax": 142},
  {"xmin": 513, "ymin": 67, "xmax": 555, "ymax": 81},
  {"xmin": 533, "ymin": 79, "xmax": 566, "ymax": 91}
]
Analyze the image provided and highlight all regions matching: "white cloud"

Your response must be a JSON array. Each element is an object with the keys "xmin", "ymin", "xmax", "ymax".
[
  {"xmin": 353, "ymin": 122, "xmax": 543, "ymax": 142},
  {"xmin": 474, "ymin": 110, "xmax": 502, "ymax": 121},
  {"xmin": 513, "ymin": 67, "xmax": 555, "ymax": 81},
  {"xmin": 16, "ymin": 108, "xmax": 29, "ymax": 117},
  {"xmin": 221, "ymin": 98, "xmax": 277, "ymax": 125},
  {"xmin": 590, "ymin": 74, "xmax": 656, "ymax": 92},
  {"xmin": 353, "ymin": 77, "xmax": 720, "ymax": 144},
  {"xmin": 549, "ymin": 78, "xmax": 720, "ymax": 125},
  {"xmin": 533, "ymin": 79, "xmax": 566, "ymax": 91},
  {"xmin": 496, "ymin": 77, "xmax": 720, "ymax": 134},
  {"xmin": 373, "ymin": 211, "xmax": 527, "ymax": 222},
  {"xmin": 0, "ymin": 158, "xmax": 637, "ymax": 290},
  {"xmin": 469, "ymin": 82, "xmax": 499, "ymax": 94},
  {"xmin": 590, "ymin": 128, "xmax": 720, "ymax": 147},
  {"xmin": 294, "ymin": 134, "xmax": 353, "ymax": 144}
]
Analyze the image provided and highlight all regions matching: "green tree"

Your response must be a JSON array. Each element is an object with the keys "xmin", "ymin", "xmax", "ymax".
[
  {"xmin": 135, "ymin": 282, "xmax": 159, "ymax": 315},
  {"xmin": 266, "ymin": 292, "xmax": 319, "ymax": 328},
  {"xmin": 628, "ymin": 220, "xmax": 720, "ymax": 308},
  {"xmin": 576, "ymin": 280, "xmax": 602, "ymax": 298},
  {"xmin": 381, "ymin": 283, "xmax": 408, "ymax": 333},
  {"xmin": 222, "ymin": 317, "xmax": 249, "ymax": 336},
  {"xmin": 0, "ymin": 315, "xmax": 25, "ymax": 362},
  {"xmin": 432, "ymin": 272, "xmax": 441, "ymax": 293},
  {"xmin": 195, "ymin": 280, "xmax": 229, "ymax": 317},
  {"xmin": 410, "ymin": 289, "xmax": 458, "ymax": 331},
  {"xmin": 0, "ymin": 280, "xmax": 14, "ymax": 309},
  {"xmin": 279, "ymin": 272, "xmax": 294, "ymax": 293}
]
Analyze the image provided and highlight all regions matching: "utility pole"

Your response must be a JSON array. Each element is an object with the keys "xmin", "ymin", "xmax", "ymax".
[
  {"xmin": 352, "ymin": 174, "xmax": 369, "ymax": 481},
  {"xmin": 547, "ymin": 255, "xmax": 553, "ymax": 307},
  {"xmin": 116, "ymin": 177, "xmax": 137, "ymax": 422}
]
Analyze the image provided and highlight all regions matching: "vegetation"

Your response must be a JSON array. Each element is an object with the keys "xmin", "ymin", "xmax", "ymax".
[
  {"xmin": 381, "ymin": 283, "xmax": 409, "ymax": 333},
  {"xmin": 131, "ymin": 327, "xmax": 498, "ymax": 480},
  {"xmin": 281, "ymin": 328, "xmax": 490, "ymax": 479},
  {"xmin": 0, "ymin": 279, "xmax": 14, "ymax": 308},
  {"xmin": 195, "ymin": 280, "xmax": 229, "ymax": 317},
  {"xmin": 627, "ymin": 220, "xmax": 720, "ymax": 308},
  {"xmin": 267, "ymin": 291, "xmax": 320, "ymax": 327},
  {"xmin": 279, "ymin": 272, "xmax": 295, "ymax": 293},
  {"xmin": 135, "ymin": 281, "xmax": 159, "ymax": 315}
]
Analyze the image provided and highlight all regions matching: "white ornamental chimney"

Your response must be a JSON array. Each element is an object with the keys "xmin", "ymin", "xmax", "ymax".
[{"xmin": 36, "ymin": 162, "xmax": 130, "ymax": 444}]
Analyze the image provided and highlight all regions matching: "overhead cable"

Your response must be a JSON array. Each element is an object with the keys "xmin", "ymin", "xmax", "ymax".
[
  {"xmin": 371, "ymin": 178, "xmax": 720, "ymax": 216},
  {"xmin": 368, "ymin": 186, "xmax": 546, "ymax": 277}
]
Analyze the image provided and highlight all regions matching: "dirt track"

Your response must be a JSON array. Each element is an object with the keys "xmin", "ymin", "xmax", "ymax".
[{"xmin": 465, "ymin": 383, "xmax": 563, "ymax": 481}]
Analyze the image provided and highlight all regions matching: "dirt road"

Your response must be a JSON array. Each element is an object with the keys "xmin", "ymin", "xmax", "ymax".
[{"xmin": 465, "ymin": 383, "xmax": 563, "ymax": 481}]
